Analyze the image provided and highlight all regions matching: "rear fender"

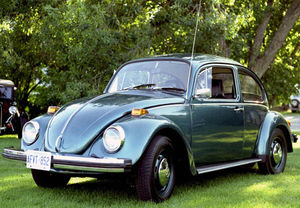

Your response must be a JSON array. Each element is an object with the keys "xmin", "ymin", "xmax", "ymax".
[{"xmin": 255, "ymin": 111, "xmax": 293, "ymax": 157}]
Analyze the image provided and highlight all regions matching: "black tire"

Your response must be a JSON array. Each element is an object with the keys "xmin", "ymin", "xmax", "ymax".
[
  {"xmin": 292, "ymin": 110, "xmax": 296, "ymax": 113},
  {"xmin": 31, "ymin": 169, "xmax": 70, "ymax": 188},
  {"xmin": 135, "ymin": 136, "xmax": 175, "ymax": 202},
  {"xmin": 258, "ymin": 128, "xmax": 287, "ymax": 174}
]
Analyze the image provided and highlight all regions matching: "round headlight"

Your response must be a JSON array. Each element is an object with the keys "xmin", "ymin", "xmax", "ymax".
[
  {"xmin": 22, "ymin": 121, "xmax": 40, "ymax": 144},
  {"xmin": 103, "ymin": 126, "xmax": 125, "ymax": 153},
  {"xmin": 9, "ymin": 106, "xmax": 18, "ymax": 115}
]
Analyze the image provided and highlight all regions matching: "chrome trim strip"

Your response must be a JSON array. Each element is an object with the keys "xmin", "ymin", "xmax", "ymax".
[
  {"xmin": 192, "ymin": 103, "xmax": 245, "ymax": 106},
  {"xmin": 186, "ymin": 60, "xmax": 193, "ymax": 100},
  {"xmin": 53, "ymin": 155, "xmax": 126, "ymax": 165},
  {"xmin": 53, "ymin": 164, "xmax": 124, "ymax": 173},
  {"xmin": 149, "ymin": 104, "xmax": 189, "ymax": 111},
  {"xmin": 196, "ymin": 158, "xmax": 262, "ymax": 174}
]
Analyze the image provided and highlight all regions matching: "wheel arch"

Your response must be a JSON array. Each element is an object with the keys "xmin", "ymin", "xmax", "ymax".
[
  {"xmin": 277, "ymin": 125, "xmax": 293, "ymax": 153},
  {"xmin": 255, "ymin": 111, "xmax": 293, "ymax": 156},
  {"xmin": 113, "ymin": 115, "xmax": 196, "ymax": 176},
  {"xmin": 151, "ymin": 127, "xmax": 196, "ymax": 176}
]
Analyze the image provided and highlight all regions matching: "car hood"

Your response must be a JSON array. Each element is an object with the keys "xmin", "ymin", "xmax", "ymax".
[{"xmin": 44, "ymin": 90, "xmax": 184, "ymax": 153}]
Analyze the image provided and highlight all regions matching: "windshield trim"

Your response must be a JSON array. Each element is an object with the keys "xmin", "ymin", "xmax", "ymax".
[{"xmin": 104, "ymin": 58, "xmax": 191, "ymax": 95}]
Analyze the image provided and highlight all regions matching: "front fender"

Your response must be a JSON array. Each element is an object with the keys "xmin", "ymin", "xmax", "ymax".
[
  {"xmin": 89, "ymin": 114, "xmax": 196, "ymax": 175},
  {"xmin": 255, "ymin": 111, "xmax": 293, "ymax": 156},
  {"xmin": 21, "ymin": 114, "xmax": 53, "ymax": 151}
]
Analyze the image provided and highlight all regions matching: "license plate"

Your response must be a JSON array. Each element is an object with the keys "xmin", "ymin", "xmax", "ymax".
[{"xmin": 26, "ymin": 150, "xmax": 52, "ymax": 171}]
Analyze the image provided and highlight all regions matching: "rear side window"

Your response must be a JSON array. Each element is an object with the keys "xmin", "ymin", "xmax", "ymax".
[{"xmin": 239, "ymin": 70, "xmax": 264, "ymax": 102}]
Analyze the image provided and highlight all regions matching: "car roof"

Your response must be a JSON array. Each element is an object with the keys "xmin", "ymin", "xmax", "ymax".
[
  {"xmin": 129, "ymin": 54, "xmax": 244, "ymax": 71},
  {"xmin": 0, "ymin": 79, "xmax": 15, "ymax": 87}
]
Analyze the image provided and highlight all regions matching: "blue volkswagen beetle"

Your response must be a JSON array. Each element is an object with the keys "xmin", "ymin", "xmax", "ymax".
[{"xmin": 2, "ymin": 54, "xmax": 297, "ymax": 202}]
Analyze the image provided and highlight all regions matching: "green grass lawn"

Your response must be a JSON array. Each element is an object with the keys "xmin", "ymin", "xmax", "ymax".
[{"xmin": 1, "ymin": 135, "xmax": 300, "ymax": 208}]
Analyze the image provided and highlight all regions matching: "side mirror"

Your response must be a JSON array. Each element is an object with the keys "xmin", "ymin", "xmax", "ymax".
[{"xmin": 195, "ymin": 88, "xmax": 211, "ymax": 99}]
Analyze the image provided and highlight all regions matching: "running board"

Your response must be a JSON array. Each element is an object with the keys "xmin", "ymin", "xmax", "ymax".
[{"xmin": 196, "ymin": 158, "xmax": 262, "ymax": 175}]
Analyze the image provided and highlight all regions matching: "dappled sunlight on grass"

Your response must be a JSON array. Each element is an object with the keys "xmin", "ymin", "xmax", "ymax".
[
  {"xmin": 0, "ymin": 173, "xmax": 30, "ymax": 184},
  {"xmin": 0, "ymin": 134, "xmax": 18, "ymax": 140},
  {"xmin": 246, "ymin": 181, "xmax": 272, "ymax": 192},
  {"xmin": 68, "ymin": 177, "xmax": 97, "ymax": 185}
]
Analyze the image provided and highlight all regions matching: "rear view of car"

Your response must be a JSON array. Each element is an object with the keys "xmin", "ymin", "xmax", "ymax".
[{"xmin": 290, "ymin": 92, "xmax": 300, "ymax": 113}]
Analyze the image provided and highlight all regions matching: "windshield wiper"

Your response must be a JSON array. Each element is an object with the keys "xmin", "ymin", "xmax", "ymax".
[
  {"xmin": 123, "ymin": 83, "xmax": 156, "ymax": 90},
  {"xmin": 154, "ymin": 87, "xmax": 186, "ymax": 92}
]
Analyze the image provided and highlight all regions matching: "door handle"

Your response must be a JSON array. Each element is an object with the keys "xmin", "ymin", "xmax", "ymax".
[{"xmin": 234, "ymin": 107, "xmax": 244, "ymax": 112}]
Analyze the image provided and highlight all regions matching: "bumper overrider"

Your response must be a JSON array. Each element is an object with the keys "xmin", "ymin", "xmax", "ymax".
[
  {"xmin": 292, "ymin": 134, "xmax": 299, "ymax": 143},
  {"xmin": 2, "ymin": 147, "xmax": 132, "ymax": 173}
]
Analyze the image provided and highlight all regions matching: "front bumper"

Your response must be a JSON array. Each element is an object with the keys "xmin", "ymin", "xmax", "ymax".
[{"xmin": 2, "ymin": 147, "xmax": 132, "ymax": 173}]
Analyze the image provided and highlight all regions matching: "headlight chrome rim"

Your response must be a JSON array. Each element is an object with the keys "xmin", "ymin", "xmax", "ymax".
[
  {"xmin": 22, "ymin": 121, "xmax": 40, "ymax": 145},
  {"xmin": 9, "ymin": 106, "xmax": 18, "ymax": 115},
  {"xmin": 103, "ymin": 125, "xmax": 125, "ymax": 153}
]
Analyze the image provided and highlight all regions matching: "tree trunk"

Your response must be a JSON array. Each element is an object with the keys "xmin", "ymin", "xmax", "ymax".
[
  {"xmin": 248, "ymin": 0, "xmax": 274, "ymax": 69},
  {"xmin": 249, "ymin": 0, "xmax": 300, "ymax": 78}
]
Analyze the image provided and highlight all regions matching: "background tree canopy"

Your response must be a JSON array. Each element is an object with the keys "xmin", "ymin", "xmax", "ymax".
[{"xmin": 0, "ymin": 0, "xmax": 299, "ymax": 118}]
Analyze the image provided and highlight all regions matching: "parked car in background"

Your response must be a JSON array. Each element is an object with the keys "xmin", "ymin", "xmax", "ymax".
[
  {"xmin": 0, "ymin": 79, "xmax": 28, "ymax": 138},
  {"xmin": 2, "ymin": 54, "xmax": 298, "ymax": 202},
  {"xmin": 290, "ymin": 91, "xmax": 300, "ymax": 113}
]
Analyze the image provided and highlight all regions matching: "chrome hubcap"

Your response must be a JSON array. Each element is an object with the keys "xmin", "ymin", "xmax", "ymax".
[
  {"xmin": 271, "ymin": 139, "xmax": 283, "ymax": 165},
  {"xmin": 158, "ymin": 157, "xmax": 170, "ymax": 187}
]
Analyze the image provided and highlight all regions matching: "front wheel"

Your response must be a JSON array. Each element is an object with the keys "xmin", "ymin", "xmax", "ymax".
[
  {"xmin": 258, "ymin": 128, "xmax": 287, "ymax": 174},
  {"xmin": 31, "ymin": 169, "xmax": 70, "ymax": 188},
  {"xmin": 135, "ymin": 136, "xmax": 175, "ymax": 202}
]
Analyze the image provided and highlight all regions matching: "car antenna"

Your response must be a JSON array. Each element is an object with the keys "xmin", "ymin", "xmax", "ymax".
[
  {"xmin": 186, "ymin": 0, "xmax": 202, "ymax": 99},
  {"xmin": 191, "ymin": 0, "xmax": 202, "ymax": 61}
]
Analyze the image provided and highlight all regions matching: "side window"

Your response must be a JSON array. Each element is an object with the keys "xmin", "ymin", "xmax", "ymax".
[
  {"xmin": 239, "ymin": 70, "xmax": 264, "ymax": 102},
  {"xmin": 195, "ymin": 67, "xmax": 236, "ymax": 99}
]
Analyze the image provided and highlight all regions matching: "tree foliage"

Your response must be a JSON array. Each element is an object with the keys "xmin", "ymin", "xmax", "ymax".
[{"xmin": 0, "ymin": 0, "xmax": 299, "ymax": 117}]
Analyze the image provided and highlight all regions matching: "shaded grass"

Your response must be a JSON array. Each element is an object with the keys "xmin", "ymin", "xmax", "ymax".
[{"xmin": 1, "ymin": 135, "xmax": 300, "ymax": 208}]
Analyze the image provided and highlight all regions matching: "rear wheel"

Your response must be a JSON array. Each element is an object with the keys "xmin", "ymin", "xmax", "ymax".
[
  {"xmin": 258, "ymin": 128, "xmax": 287, "ymax": 174},
  {"xmin": 135, "ymin": 136, "xmax": 175, "ymax": 202},
  {"xmin": 31, "ymin": 169, "xmax": 70, "ymax": 188}
]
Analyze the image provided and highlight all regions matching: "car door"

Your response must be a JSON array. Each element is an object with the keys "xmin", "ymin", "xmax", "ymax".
[
  {"xmin": 191, "ymin": 65, "xmax": 244, "ymax": 165},
  {"xmin": 238, "ymin": 68, "xmax": 268, "ymax": 157}
]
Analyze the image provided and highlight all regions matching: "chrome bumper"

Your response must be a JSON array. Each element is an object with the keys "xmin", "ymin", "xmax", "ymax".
[{"xmin": 2, "ymin": 147, "xmax": 132, "ymax": 173}]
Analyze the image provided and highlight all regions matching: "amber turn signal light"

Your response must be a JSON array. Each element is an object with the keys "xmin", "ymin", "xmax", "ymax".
[
  {"xmin": 287, "ymin": 120, "xmax": 291, "ymax": 127},
  {"xmin": 47, "ymin": 106, "xmax": 59, "ymax": 114},
  {"xmin": 131, "ymin": 108, "xmax": 148, "ymax": 116}
]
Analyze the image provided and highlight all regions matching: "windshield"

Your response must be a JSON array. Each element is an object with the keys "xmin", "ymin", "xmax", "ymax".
[
  {"xmin": 0, "ymin": 86, "xmax": 13, "ymax": 100},
  {"xmin": 107, "ymin": 60, "xmax": 190, "ymax": 93}
]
